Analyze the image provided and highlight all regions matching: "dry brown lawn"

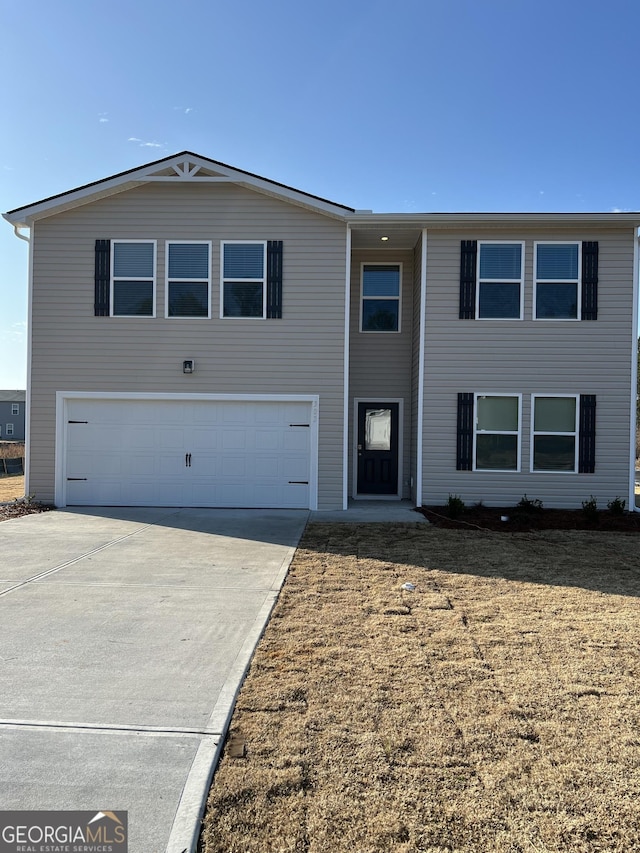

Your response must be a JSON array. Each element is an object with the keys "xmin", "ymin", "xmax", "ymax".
[
  {"xmin": 201, "ymin": 523, "xmax": 640, "ymax": 853},
  {"xmin": 0, "ymin": 475, "xmax": 25, "ymax": 502}
]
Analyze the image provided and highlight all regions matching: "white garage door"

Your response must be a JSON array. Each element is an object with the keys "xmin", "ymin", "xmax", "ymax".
[{"xmin": 64, "ymin": 398, "xmax": 313, "ymax": 508}]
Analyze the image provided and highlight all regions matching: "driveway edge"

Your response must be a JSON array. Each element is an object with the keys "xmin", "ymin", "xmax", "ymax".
[{"xmin": 164, "ymin": 537, "xmax": 304, "ymax": 853}]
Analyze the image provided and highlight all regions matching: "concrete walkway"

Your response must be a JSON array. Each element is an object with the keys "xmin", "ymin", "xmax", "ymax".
[
  {"xmin": 311, "ymin": 499, "xmax": 427, "ymax": 523},
  {"xmin": 0, "ymin": 507, "xmax": 308, "ymax": 853}
]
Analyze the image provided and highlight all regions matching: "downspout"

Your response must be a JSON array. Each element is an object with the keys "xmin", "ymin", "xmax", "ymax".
[
  {"xmin": 415, "ymin": 228, "xmax": 427, "ymax": 507},
  {"xmin": 12, "ymin": 223, "xmax": 31, "ymax": 497},
  {"xmin": 342, "ymin": 225, "xmax": 352, "ymax": 510},
  {"xmin": 632, "ymin": 230, "xmax": 639, "ymax": 511}
]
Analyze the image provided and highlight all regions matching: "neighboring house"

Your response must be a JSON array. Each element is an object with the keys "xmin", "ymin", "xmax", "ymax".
[
  {"xmin": 0, "ymin": 390, "xmax": 26, "ymax": 442},
  {"xmin": 3, "ymin": 152, "xmax": 639, "ymax": 510}
]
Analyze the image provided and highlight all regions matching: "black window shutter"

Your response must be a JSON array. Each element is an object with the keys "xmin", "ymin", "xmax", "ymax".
[
  {"xmin": 266, "ymin": 240, "xmax": 283, "ymax": 319},
  {"xmin": 578, "ymin": 394, "xmax": 596, "ymax": 473},
  {"xmin": 457, "ymin": 393, "xmax": 474, "ymax": 470},
  {"xmin": 581, "ymin": 241, "xmax": 598, "ymax": 321},
  {"xmin": 94, "ymin": 239, "xmax": 111, "ymax": 316},
  {"xmin": 459, "ymin": 241, "xmax": 477, "ymax": 319}
]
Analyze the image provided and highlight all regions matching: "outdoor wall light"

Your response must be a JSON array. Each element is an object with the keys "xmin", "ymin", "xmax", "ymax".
[{"xmin": 183, "ymin": 359, "xmax": 195, "ymax": 374}]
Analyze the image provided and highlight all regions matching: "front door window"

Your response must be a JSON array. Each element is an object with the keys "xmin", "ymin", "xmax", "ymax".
[{"xmin": 365, "ymin": 408, "xmax": 392, "ymax": 451}]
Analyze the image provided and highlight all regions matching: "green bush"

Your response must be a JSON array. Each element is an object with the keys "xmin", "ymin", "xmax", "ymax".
[
  {"xmin": 446, "ymin": 494, "xmax": 465, "ymax": 518},
  {"xmin": 607, "ymin": 497, "xmax": 626, "ymax": 515},
  {"xmin": 582, "ymin": 496, "xmax": 599, "ymax": 524},
  {"xmin": 516, "ymin": 494, "xmax": 544, "ymax": 513}
]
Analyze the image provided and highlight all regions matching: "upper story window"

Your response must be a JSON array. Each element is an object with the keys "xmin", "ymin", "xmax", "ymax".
[
  {"xmin": 166, "ymin": 242, "xmax": 211, "ymax": 318},
  {"xmin": 477, "ymin": 242, "xmax": 523, "ymax": 319},
  {"xmin": 11, "ymin": 403, "xmax": 19, "ymax": 415},
  {"xmin": 111, "ymin": 241, "xmax": 156, "ymax": 317},
  {"xmin": 474, "ymin": 394, "xmax": 521, "ymax": 471},
  {"xmin": 534, "ymin": 243, "xmax": 580, "ymax": 320},
  {"xmin": 531, "ymin": 395, "xmax": 578, "ymax": 472},
  {"xmin": 360, "ymin": 264, "xmax": 401, "ymax": 332},
  {"xmin": 222, "ymin": 242, "xmax": 267, "ymax": 318}
]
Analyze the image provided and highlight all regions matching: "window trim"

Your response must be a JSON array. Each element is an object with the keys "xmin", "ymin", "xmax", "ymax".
[
  {"xmin": 6, "ymin": 424, "xmax": 14, "ymax": 436},
  {"xmin": 110, "ymin": 239, "xmax": 157, "ymax": 318},
  {"xmin": 473, "ymin": 393, "xmax": 522, "ymax": 473},
  {"xmin": 530, "ymin": 393, "xmax": 579, "ymax": 473},
  {"xmin": 359, "ymin": 262, "xmax": 402, "ymax": 333},
  {"xmin": 165, "ymin": 240, "xmax": 212, "ymax": 319},
  {"xmin": 220, "ymin": 240, "xmax": 268, "ymax": 320},
  {"xmin": 11, "ymin": 403, "xmax": 19, "ymax": 415},
  {"xmin": 476, "ymin": 241, "xmax": 524, "ymax": 321},
  {"xmin": 533, "ymin": 241, "xmax": 582, "ymax": 321}
]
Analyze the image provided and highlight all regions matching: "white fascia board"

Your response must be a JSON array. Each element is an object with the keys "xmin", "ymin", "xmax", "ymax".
[
  {"xmin": 5, "ymin": 152, "xmax": 353, "ymax": 227},
  {"xmin": 348, "ymin": 212, "xmax": 640, "ymax": 228}
]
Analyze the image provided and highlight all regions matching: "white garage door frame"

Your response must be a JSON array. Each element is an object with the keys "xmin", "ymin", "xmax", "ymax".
[{"xmin": 55, "ymin": 391, "xmax": 320, "ymax": 509}]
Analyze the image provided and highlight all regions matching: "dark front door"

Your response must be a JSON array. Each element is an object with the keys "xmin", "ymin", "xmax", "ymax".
[{"xmin": 357, "ymin": 402, "xmax": 399, "ymax": 495}]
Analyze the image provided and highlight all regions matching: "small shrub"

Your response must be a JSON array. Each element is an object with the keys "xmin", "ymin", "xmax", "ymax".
[
  {"xmin": 607, "ymin": 497, "xmax": 626, "ymax": 515},
  {"xmin": 582, "ymin": 496, "xmax": 599, "ymax": 524},
  {"xmin": 516, "ymin": 494, "xmax": 544, "ymax": 513},
  {"xmin": 446, "ymin": 494, "xmax": 465, "ymax": 518}
]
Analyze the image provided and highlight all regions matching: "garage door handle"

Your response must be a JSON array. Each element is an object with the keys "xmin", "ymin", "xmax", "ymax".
[{"xmin": 185, "ymin": 453, "xmax": 192, "ymax": 467}]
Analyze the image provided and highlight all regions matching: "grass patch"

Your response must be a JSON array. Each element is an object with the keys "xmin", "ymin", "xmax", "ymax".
[
  {"xmin": 200, "ymin": 523, "xmax": 640, "ymax": 853},
  {"xmin": 0, "ymin": 475, "xmax": 25, "ymax": 502}
]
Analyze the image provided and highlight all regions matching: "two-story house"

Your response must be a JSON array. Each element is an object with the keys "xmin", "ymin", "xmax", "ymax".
[
  {"xmin": 0, "ymin": 390, "xmax": 26, "ymax": 442},
  {"xmin": 4, "ymin": 152, "xmax": 639, "ymax": 510}
]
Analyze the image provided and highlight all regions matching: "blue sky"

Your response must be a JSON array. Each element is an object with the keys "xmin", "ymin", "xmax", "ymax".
[{"xmin": 2, "ymin": 0, "xmax": 639, "ymax": 388}]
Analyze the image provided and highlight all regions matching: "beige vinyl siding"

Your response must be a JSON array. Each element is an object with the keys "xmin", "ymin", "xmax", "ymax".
[
  {"xmin": 421, "ymin": 228, "xmax": 636, "ymax": 509},
  {"xmin": 29, "ymin": 182, "xmax": 347, "ymax": 508},
  {"xmin": 349, "ymin": 248, "xmax": 415, "ymax": 498}
]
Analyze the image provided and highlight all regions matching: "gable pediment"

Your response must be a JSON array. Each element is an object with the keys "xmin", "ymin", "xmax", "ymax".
[{"xmin": 4, "ymin": 151, "xmax": 354, "ymax": 227}]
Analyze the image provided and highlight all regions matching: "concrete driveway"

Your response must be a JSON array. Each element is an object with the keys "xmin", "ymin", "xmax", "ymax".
[{"xmin": 0, "ymin": 506, "xmax": 308, "ymax": 853}]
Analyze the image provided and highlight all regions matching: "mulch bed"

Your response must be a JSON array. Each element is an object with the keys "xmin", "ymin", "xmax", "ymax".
[
  {"xmin": 421, "ymin": 504, "xmax": 640, "ymax": 532},
  {"xmin": 0, "ymin": 501, "xmax": 51, "ymax": 522}
]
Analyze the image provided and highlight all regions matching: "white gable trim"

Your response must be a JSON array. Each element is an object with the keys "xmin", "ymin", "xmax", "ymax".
[{"xmin": 4, "ymin": 152, "xmax": 354, "ymax": 227}]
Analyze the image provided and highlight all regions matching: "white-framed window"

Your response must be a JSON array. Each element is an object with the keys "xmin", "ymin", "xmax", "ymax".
[
  {"xmin": 476, "ymin": 242, "xmax": 524, "ymax": 319},
  {"xmin": 111, "ymin": 240, "xmax": 156, "ymax": 317},
  {"xmin": 534, "ymin": 242, "xmax": 581, "ymax": 320},
  {"xmin": 11, "ymin": 403, "xmax": 19, "ymax": 415},
  {"xmin": 166, "ymin": 241, "xmax": 211, "ymax": 318},
  {"xmin": 531, "ymin": 395, "xmax": 579, "ymax": 472},
  {"xmin": 221, "ymin": 241, "xmax": 267, "ymax": 318},
  {"xmin": 474, "ymin": 394, "xmax": 521, "ymax": 472},
  {"xmin": 6, "ymin": 424, "xmax": 13, "ymax": 436},
  {"xmin": 360, "ymin": 263, "xmax": 401, "ymax": 332}
]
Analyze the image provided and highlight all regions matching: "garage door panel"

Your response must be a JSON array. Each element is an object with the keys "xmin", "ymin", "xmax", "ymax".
[
  {"xmin": 68, "ymin": 450, "xmax": 122, "ymax": 477},
  {"xmin": 284, "ymin": 430, "xmax": 310, "ymax": 452},
  {"xmin": 122, "ymin": 426, "xmax": 157, "ymax": 450},
  {"xmin": 222, "ymin": 430, "xmax": 248, "ymax": 450},
  {"xmin": 68, "ymin": 424, "xmax": 118, "ymax": 451},
  {"xmin": 64, "ymin": 399, "xmax": 313, "ymax": 508},
  {"xmin": 130, "ymin": 456, "xmax": 158, "ymax": 476},
  {"xmin": 189, "ymin": 428, "xmax": 219, "ymax": 451}
]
